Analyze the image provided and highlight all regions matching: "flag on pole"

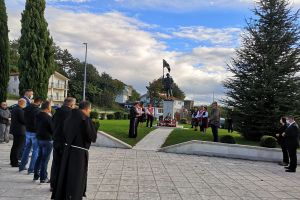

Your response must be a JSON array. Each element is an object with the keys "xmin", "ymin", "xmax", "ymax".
[{"xmin": 163, "ymin": 59, "xmax": 171, "ymax": 72}]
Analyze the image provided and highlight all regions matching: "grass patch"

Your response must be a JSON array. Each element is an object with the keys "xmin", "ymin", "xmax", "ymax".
[
  {"xmin": 99, "ymin": 120, "xmax": 155, "ymax": 146},
  {"xmin": 162, "ymin": 126, "xmax": 260, "ymax": 147}
]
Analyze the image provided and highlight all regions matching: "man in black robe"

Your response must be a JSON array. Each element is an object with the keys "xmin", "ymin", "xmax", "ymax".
[
  {"xmin": 54, "ymin": 101, "xmax": 97, "ymax": 200},
  {"xmin": 282, "ymin": 116, "xmax": 299, "ymax": 173},
  {"xmin": 128, "ymin": 102, "xmax": 139, "ymax": 138},
  {"xmin": 50, "ymin": 97, "xmax": 76, "ymax": 196}
]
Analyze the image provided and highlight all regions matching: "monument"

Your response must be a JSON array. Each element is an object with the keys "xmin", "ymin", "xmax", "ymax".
[{"xmin": 157, "ymin": 59, "xmax": 184, "ymax": 127}]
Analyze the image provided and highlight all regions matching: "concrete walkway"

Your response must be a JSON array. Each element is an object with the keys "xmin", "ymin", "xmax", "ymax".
[
  {"xmin": 133, "ymin": 127, "xmax": 174, "ymax": 151},
  {"xmin": 1, "ymin": 143, "xmax": 300, "ymax": 200}
]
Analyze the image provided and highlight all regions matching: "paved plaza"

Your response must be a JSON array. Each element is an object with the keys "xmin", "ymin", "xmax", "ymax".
[{"xmin": 0, "ymin": 142, "xmax": 300, "ymax": 200}]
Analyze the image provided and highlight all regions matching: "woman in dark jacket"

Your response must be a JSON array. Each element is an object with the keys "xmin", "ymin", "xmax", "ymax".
[
  {"xmin": 9, "ymin": 99, "xmax": 26, "ymax": 167},
  {"xmin": 276, "ymin": 117, "xmax": 289, "ymax": 166}
]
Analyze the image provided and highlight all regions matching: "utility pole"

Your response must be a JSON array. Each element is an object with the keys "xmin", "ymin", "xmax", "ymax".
[{"xmin": 83, "ymin": 43, "xmax": 88, "ymax": 100}]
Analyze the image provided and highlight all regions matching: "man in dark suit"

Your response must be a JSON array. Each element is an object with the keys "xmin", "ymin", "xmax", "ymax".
[
  {"xmin": 9, "ymin": 99, "xmax": 26, "ymax": 167},
  {"xmin": 282, "ymin": 116, "xmax": 299, "ymax": 173}
]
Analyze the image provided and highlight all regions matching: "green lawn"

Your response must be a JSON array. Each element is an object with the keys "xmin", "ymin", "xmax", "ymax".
[
  {"xmin": 99, "ymin": 120, "xmax": 155, "ymax": 146},
  {"xmin": 162, "ymin": 126, "xmax": 260, "ymax": 147}
]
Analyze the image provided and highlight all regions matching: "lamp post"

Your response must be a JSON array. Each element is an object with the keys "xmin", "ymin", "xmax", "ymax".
[{"xmin": 83, "ymin": 43, "xmax": 88, "ymax": 100}]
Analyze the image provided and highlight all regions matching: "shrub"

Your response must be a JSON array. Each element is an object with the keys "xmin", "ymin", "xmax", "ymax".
[
  {"xmin": 123, "ymin": 114, "xmax": 129, "ymax": 120},
  {"xmin": 100, "ymin": 113, "xmax": 105, "ymax": 120},
  {"xmin": 260, "ymin": 136, "xmax": 277, "ymax": 148},
  {"xmin": 114, "ymin": 112, "xmax": 123, "ymax": 120},
  {"xmin": 107, "ymin": 114, "xmax": 114, "ymax": 120},
  {"xmin": 179, "ymin": 118, "xmax": 188, "ymax": 124},
  {"xmin": 92, "ymin": 119, "xmax": 101, "ymax": 131},
  {"xmin": 90, "ymin": 111, "xmax": 99, "ymax": 119},
  {"xmin": 220, "ymin": 135, "xmax": 236, "ymax": 144}
]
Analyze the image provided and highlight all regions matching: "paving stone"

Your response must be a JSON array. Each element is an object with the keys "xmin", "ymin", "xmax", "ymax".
[
  {"xmin": 138, "ymin": 192, "xmax": 160, "ymax": 200},
  {"xmin": 1, "ymin": 143, "xmax": 300, "ymax": 200},
  {"xmin": 95, "ymin": 191, "xmax": 118, "ymax": 199},
  {"xmin": 117, "ymin": 192, "xmax": 138, "ymax": 200}
]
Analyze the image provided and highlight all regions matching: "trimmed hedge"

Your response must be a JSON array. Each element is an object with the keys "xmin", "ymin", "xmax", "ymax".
[
  {"xmin": 90, "ymin": 111, "xmax": 99, "ymax": 119},
  {"xmin": 92, "ymin": 119, "xmax": 101, "ymax": 131},
  {"xmin": 260, "ymin": 135, "xmax": 277, "ymax": 148},
  {"xmin": 107, "ymin": 114, "xmax": 114, "ymax": 120},
  {"xmin": 114, "ymin": 112, "xmax": 123, "ymax": 120},
  {"xmin": 220, "ymin": 135, "xmax": 236, "ymax": 144},
  {"xmin": 179, "ymin": 118, "xmax": 188, "ymax": 124}
]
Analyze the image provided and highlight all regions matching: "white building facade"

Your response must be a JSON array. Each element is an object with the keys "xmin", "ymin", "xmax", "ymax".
[
  {"xmin": 7, "ymin": 71, "xmax": 69, "ymax": 105},
  {"xmin": 115, "ymin": 85, "xmax": 133, "ymax": 104}
]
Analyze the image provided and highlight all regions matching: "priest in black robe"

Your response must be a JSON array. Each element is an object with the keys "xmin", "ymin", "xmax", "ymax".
[
  {"xmin": 128, "ymin": 102, "xmax": 139, "ymax": 138},
  {"xmin": 50, "ymin": 97, "xmax": 76, "ymax": 198},
  {"xmin": 54, "ymin": 101, "xmax": 97, "ymax": 200}
]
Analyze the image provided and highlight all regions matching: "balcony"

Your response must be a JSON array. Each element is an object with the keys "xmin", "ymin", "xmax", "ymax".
[
  {"xmin": 48, "ymin": 95, "xmax": 65, "ymax": 102},
  {"xmin": 48, "ymin": 82, "xmax": 67, "ymax": 90}
]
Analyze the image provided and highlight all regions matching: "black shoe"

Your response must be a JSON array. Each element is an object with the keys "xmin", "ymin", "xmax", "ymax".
[
  {"xmin": 284, "ymin": 166, "xmax": 291, "ymax": 169},
  {"xmin": 278, "ymin": 162, "xmax": 289, "ymax": 166},
  {"xmin": 33, "ymin": 176, "xmax": 39, "ymax": 181},
  {"xmin": 40, "ymin": 178, "xmax": 50, "ymax": 183},
  {"xmin": 285, "ymin": 169, "xmax": 296, "ymax": 173}
]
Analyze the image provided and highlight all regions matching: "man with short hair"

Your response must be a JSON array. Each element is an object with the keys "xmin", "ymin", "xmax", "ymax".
[
  {"xmin": 210, "ymin": 102, "xmax": 220, "ymax": 142},
  {"xmin": 19, "ymin": 98, "xmax": 43, "ymax": 174},
  {"xmin": 128, "ymin": 102, "xmax": 139, "ymax": 138},
  {"xmin": 33, "ymin": 101, "xmax": 53, "ymax": 183},
  {"xmin": 9, "ymin": 99, "xmax": 26, "ymax": 167},
  {"xmin": 0, "ymin": 102, "xmax": 11, "ymax": 143},
  {"xmin": 146, "ymin": 103, "xmax": 154, "ymax": 128},
  {"xmin": 50, "ymin": 97, "xmax": 76, "ymax": 196},
  {"xmin": 282, "ymin": 116, "xmax": 299, "ymax": 173},
  {"xmin": 54, "ymin": 101, "xmax": 97, "ymax": 200},
  {"xmin": 21, "ymin": 89, "xmax": 34, "ymax": 107}
]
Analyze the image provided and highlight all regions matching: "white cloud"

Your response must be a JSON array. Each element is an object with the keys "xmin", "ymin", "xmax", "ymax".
[
  {"xmin": 173, "ymin": 26, "xmax": 242, "ymax": 47},
  {"xmin": 6, "ymin": 3, "xmax": 236, "ymax": 104},
  {"xmin": 48, "ymin": 0, "xmax": 90, "ymax": 2},
  {"xmin": 114, "ymin": 0, "xmax": 300, "ymax": 11}
]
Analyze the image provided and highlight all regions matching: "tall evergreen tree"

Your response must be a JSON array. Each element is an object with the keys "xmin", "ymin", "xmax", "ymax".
[
  {"xmin": 0, "ymin": 0, "xmax": 10, "ymax": 102},
  {"xmin": 224, "ymin": 0, "xmax": 300, "ymax": 140},
  {"xmin": 18, "ymin": 0, "xmax": 55, "ymax": 99}
]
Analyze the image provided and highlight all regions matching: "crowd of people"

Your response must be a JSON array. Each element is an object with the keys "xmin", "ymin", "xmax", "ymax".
[
  {"xmin": 128, "ymin": 101, "xmax": 155, "ymax": 138},
  {"xmin": 191, "ymin": 102, "xmax": 221, "ymax": 142},
  {"xmin": 1, "ymin": 89, "xmax": 98, "ymax": 199}
]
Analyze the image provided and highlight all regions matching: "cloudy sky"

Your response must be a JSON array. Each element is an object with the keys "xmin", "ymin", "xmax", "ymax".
[{"xmin": 5, "ymin": 0, "xmax": 300, "ymax": 104}]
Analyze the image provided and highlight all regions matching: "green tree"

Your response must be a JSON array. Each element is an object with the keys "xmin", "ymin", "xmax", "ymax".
[
  {"xmin": 0, "ymin": 0, "xmax": 9, "ymax": 102},
  {"xmin": 224, "ymin": 0, "xmax": 300, "ymax": 140},
  {"xmin": 129, "ymin": 88, "xmax": 140, "ymax": 102},
  {"xmin": 18, "ymin": 0, "xmax": 55, "ymax": 99}
]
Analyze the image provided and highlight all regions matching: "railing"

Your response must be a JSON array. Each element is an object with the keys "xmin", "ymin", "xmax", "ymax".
[
  {"xmin": 48, "ymin": 95, "xmax": 65, "ymax": 101},
  {"xmin": 48, "ymin": 82, "xmax": 67, "ymax": 89}
]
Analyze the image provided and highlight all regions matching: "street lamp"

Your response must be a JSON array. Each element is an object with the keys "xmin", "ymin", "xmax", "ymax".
[{"xmin": 83, "ymin": 43, "xmax": 88, "ymax": 100}]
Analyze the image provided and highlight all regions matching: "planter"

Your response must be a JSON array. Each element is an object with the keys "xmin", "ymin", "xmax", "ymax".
[{"xmin": 159, "ymin": 140, "xmax": 300, "ymax": 164}]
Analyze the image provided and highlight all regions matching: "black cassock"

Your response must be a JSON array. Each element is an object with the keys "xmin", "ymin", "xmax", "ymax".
[
  {"xmin": 54, "ymin": 109, "xmax": 97, "ymax": 200},
  {"xmin": 128, "ymin": 106, "xmax": 138, "ymax": 138}
]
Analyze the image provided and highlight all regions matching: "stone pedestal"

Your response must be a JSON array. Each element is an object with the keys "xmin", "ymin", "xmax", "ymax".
[
  {"xmin": 163, "ymin": 100, "xmax": 175, "ymax": 120},
  {"xmin": 163, "ymin": 100, "xmax": 184, "ymax": 120}
]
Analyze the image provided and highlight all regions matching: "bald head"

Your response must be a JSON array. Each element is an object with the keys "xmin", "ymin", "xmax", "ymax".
[{"xmin": 18, "ymin": 98, "xmax": 26, "ymax": 108}]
